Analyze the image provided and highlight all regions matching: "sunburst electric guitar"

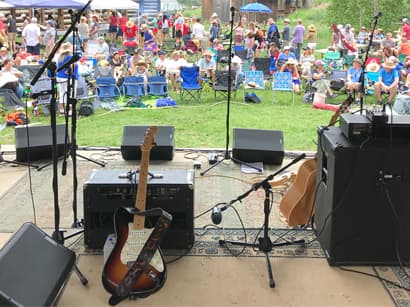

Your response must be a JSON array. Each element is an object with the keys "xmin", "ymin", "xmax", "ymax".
[{"xmin": 102, "ymin": 126, "xmax": 172, "ymax": 305}]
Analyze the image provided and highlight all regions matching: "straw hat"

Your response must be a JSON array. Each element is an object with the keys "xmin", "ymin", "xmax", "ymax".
[
  {"xmin": 99, "ymin": 59, "xmax": 109, "ymax": 67},
  {"xmin": 232, "ymin": 56, "xmax": 242, "ymax": 64},
  {"xmin": 366, "ymin": 61, "xmax": 380, "ymax": 72},
  {"xmin": 308, "ymin": 24, "xmax": 316, "ymax": 32},
  {"xmin": 137, "ymin": 59, "xmax": 147, "ymax": 66},
  {"xmin": 211, "ymin": 12, "xmax": 218, "ymax": 17},
  {"xmin": 126, "ymin": 20, "xmax": 134, "ymax": 28},
  {"xmin": 284, "ymin": 18, "xmax": 290, "ymax": 23},
  {"xmin": 141, "ymin": 23, "xmax": 148, "ymax": 30},
  {"xmin": 92, "ymin": 14, "xmax": 99, "ymax": 21},
  {"xmin": 203, "ymin": 50, "xmax": 213, "ymax": 57},
  {"xmin": 60, "ymin": 42, "xmax": 72, "ymax": 54},
  {"xmin": 286, "ymin": 58, "xmax": 297, "ymax": 65},
  {"xmin": 382, "ymin": 60, "xmax": 395, "ymax": 69},
  {"xmin": 352, "ymin": 58, "xmax": 362, "ymax": 65}
]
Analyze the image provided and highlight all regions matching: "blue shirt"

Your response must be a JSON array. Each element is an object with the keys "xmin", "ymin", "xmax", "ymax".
[
  {"xmin": 57, "ymin": 54, "xmax": 79, "ymax": 80},
  {"xmin": 348, "ymin": 67, "xmax": 363, "ymax": 83},
  {"xmin": 379, "ymin": 67, "xmax": 398, "ymax": 86},
  {"xmin": 267, "ymin": 23, "xmax": 278, "ymax": 39}
]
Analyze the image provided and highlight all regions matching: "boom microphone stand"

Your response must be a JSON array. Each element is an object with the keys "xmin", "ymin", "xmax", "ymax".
[
  {"xmin": 201, "ymin": 7, "xmax": 261, "ymax": 176},
  {"xmin": 219, "ymin": 154, "xmax": 307, "ymax": 288},
  {"xmin": 359, "ymin": 12, "xmax": 382, "ymax": 114},
  {"xmin": 30, "ymin": 0, "xmax": 94, "ymax": 286}
]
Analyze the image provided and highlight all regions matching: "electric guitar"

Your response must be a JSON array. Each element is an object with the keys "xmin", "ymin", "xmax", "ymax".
[{"xmin": 102, "ymin": 126, "xmax": 172, "ymax": 305}]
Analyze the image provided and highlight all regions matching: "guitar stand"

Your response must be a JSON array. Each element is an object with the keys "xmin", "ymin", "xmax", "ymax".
[{"xmin": 219, "ymin": 154, "xmax": 307, "ymax": 288}]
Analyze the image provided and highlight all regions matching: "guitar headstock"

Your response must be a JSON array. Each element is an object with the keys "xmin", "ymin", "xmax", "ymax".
[{"xmin": 141, "ymin": 126, "xmax": 158, "ymax": 152}]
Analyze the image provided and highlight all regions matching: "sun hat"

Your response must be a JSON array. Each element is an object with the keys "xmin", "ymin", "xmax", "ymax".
[
  {"xmin": 366, "ymin": 61, "xmax": 380, "ymax": 72},
  {"xmin": 31, "ymin": 17, "xmax": 37, "ymax": 23},
  {"xmin": 284, "ymin": 18, "xmax": 290, "ymax": 23},
  {"xmin": 352, "ymin": 58, "xmax": 362, "ymax": 65},
  {"xmin": 126, "ymin": 20, "xmax": 134, "ymax": 28},
  {"xmin": 60, "ymin": 42, "xmax": 72, "ymax": 54},
  {"xmin": 203, "ymin": 50, "xmax": 214, "ymax": 57},
  {"xmin": 137, "ymin": 59, "xmax": 147, "ymax": 66},
  {"xmin": 286, "ymin": 58, "xmax": 297, "ymax": 65},
  {"xmin": 232, "ymin": 56, "xmax": 242, "ymax": 64},
  {"xmin": 141, "ymin": 23, "xmax": 148, "ymax": 30},
  {"xmin": 315, "ymin": 59, "xmax": 325, "ymax": 66},
  {"xmin": 92, "ymin": 15, "xmax": 99, "ymax": 21},
  {"xmin": 284, "ymin": 45, "xmax": 291, "ymax": 50},
  {"xmin": 389, "ymin": 56, "xmax": 397, "ymax": 63},
  {"xmin": 211, "ymin": 12, "xmax": 218, "ymax": 17},
  {"xmin": 158, "ymin": 50, "xmax": 166, "ymax": 56},
  {"xmin": 308, "ymin": 24, "xmax": 316, "ymax": 31}
]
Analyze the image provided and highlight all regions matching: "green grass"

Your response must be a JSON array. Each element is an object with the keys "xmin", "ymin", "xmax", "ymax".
[{"xmin": 0, "ymin": 3, "xmax": 375, "ymax": 151}]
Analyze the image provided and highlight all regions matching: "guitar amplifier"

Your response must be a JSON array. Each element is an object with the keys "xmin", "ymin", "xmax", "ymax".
[{"xmin": 83, "ymin": 169, "xmax": 195, "ymax": 250}]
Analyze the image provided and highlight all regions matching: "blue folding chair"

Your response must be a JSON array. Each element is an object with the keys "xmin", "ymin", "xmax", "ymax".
[
  {"xmin": 95, "ymin": 77, "xmax": 121, "ymax": 100},
  {"xmin": 147, "ymin": 76, "xmax": 168, "ymax": 96},
  {"xmin": 243, "ymin": 70, "xmax": 265, "ymax": 102},
  {"xmin": 122, "ymin": 76, "xmax": 146, "ymax": 97},
  {"xmin": 271, "ymin": 72, "xmax": 295, "ymax": 105},
  {"xmin": 180, "ymin": 66, "xmax": 202, "ymax": 102}
]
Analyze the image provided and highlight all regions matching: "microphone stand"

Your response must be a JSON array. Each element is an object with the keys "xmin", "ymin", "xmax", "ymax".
[
  {"xmin": 29, "ymin": 0, "xmax": 93, "ymax": 287},
  {"xmin": 359, "ymin": 13, "xmax": 381, "ymax": 114},
  {"xmin": 219, "ymin": 153, "xmax": 307, "ymax": 288},
  {"xmin": 201, "ymin": 7, "xmax": 261, "ymax": 176}
]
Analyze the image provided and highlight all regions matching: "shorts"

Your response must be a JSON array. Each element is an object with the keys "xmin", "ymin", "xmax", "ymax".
[
  {"xmin": 117, "ymin": 28, "xmax": 123, "ymax": 36},
  {"xmin": 175, "ymin": 30, "xmax": 182, "ymax": 38},
  {"xmin": 109, "ymin": 25, "xmax": 118, "ymax": 33},
  {"xmin": 26, "ymin": 44, "xmax": 40, "ymax": 55},
  {"xmin": 162, "ymin": 28, "xmax": 169, "ymax": 34},
  {"xmin": 7, "ymin": 32, "xmax": 16, "ymax": 40}
]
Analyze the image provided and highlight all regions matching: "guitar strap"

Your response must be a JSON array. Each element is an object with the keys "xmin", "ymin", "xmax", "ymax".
[{"xmin": 109, "ymin": 208, "xmax": 172, "ymax": 305}]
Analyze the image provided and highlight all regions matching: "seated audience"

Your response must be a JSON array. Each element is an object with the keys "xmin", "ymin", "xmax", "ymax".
[
  {"xmin": 133, "ymin": 59, "xmax": 151, "ymax": 84},
  {"xmin": 356, "ymin": 26, "xmax": 369, "ymax": 44},
  {"xmin": 311, "ymin": 60, "xmax": 337, "ymax": 98},
  {"xmin": 0, "ymin": 47, "xmax": 10, "ymax": 63},
  {"xmin": 197, "ymin": 50, "xmax": 216, "ymax": 82},
  {"xmin": 0, "ymin": 59, "xmax": 23, "ymax": 98},
  {"xmin": 154, "ymin": 50, "xmax": 168, "ymax": 76},
  {"xmin": 381, "ymin": 33, "xmax": 397, "ymax": 62},
  {"xmin": 374, "ymin": 60, "xmax": 399, "ymax": 105},
  {"xmin": 14, "ymin": 46, "xmax": 32, "ymax": 66},
  {"xmin": 276, "ymin": 46, "xmax": 296, "ymax": 70},
  {"xmin": 397, "ymin": 37, "xmax": 410, "ymax": 57},
  {"xmin": 94, "ymin": 59, "xmax": 114, "ymax": 78},
  {"xmin": 393, "ymin": 74, "xmax": 410, "ymax": 114},
  {"xmin": 300, "ymin": 46, "xmax": 315, "ymax": 65},
  {"xmin": 165, "ymin": 51, "xmax": 184, "ymax": 92},
  {"xmin": 128, "ymin": 49, "xmax": 144, "ymax": 75},
  {"xmin": 279, "ymin": 58, "xmax": 301, "ymax": 93},
  {"xmin": 346, "ymin": 58, "xmax": 363, "ymax": 96},
  {"xmin": 95, "ymin": 37, "xmax": 110, "ymax": 58}
]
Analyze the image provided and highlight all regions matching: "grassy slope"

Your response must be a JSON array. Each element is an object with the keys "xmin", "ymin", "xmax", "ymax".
[{"xmin": 0, "ymin": 2, "xmax": 361, "ymax": 151}]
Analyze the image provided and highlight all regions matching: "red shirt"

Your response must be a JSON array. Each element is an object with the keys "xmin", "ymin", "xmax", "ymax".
[
  {"xmin": 403, "ymin": 23, "xmax": 410, "ymax": 40},
  {"xmin": 119, "ymin": 17, "xmax": 127, "ymax": 29},
  {"xmin": 123, "ymin": 25, "xmax": 138, "ymax": 39},
  {"xmin": 109, "ymin": 15, "xmax": 119, "ymax": 27},
  {"xmin": 182, "ymin": 23, "xmax": 190, "ymax": 36}
]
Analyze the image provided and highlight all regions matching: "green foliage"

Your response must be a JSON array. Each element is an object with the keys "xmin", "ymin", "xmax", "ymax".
[{"xmin": 327, "ymin": 0, "xmax": 410, "ymax": 33}]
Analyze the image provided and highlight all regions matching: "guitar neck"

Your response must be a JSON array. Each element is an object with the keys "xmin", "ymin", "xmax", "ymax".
[{"xmin": 133, "ymin": 150, "xmax": 151, "ymax": 229}]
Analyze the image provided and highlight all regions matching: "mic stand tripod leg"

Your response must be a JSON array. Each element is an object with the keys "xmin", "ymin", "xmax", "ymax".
[{"xmin": 200, "ymin": 152, "xmax": 262, "ymax": 176}]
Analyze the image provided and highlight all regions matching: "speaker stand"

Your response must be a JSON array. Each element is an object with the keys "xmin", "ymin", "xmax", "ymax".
[
  {"xmin": 219, "ymin": 154, "xmax": 306, "ymax": 287},
  {"xmin": 0, "ymin": 150, "xmax": 40, "ymax": 169}
]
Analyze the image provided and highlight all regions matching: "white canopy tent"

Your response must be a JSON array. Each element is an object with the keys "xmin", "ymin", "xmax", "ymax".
[
  {"xmin": 89, "ymin": 0, "xmax": 139, "ymax": 10},
  {"xmin": 0, "ymin": 1, "xmax": 14, "ymax": 7}
]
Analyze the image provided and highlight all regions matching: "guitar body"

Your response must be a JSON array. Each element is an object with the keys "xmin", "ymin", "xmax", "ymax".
[
  {"xmin": 102, "ymin": 207, "xmax": 167, "ymax": 300},
  {"xmin": 279, "ymin": 159, "xmax": 317, "ymax": 227}
]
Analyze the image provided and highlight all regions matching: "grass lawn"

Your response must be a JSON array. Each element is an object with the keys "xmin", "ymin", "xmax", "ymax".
[{"xmin": 0, "ymin": 2, "xmax": 377, "ymax": 151}]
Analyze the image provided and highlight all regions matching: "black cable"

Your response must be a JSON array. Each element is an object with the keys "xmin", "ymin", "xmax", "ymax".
[
  {"xmin": 337, "ymin": 266, "xmax": 410, "ymax": 292},
  {"xmin": 221, "ymin": 205, "xmax": 247, "ymax": 257}
]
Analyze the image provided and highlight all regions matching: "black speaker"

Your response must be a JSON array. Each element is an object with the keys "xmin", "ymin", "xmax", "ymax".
[
  {"xmin": 0, "ymin": 223, "xmax": 75, "ymax": 306},
  {"xmin": 232, "ymin": 128, "xmax": 284, "ymax": 164},
  {"xmin": 83, "ymin": 169, "xmax": 195, "ymax": 250},
  {"xmin": 15, "ymin": 124, "xmax": 69, "ymax": 162},
  {"xmin": 121, "ymin": 125, "xmax": 175, "ymax": 161},
  {"xmin": 314, "ymin": 126, "xmax": 410, "ymax": 265}
]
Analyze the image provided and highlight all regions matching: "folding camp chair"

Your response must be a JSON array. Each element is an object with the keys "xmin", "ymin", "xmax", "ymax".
[
  {"xmin": 161, "ymin": 38, "xmax": 176, "ymax": 53},
  {"xmin": 329, "ymin": 70, "xmax": 348, "ymax": 93},
  {"xmin": 122, "ymin": 76, "xmax": 146, "ymax": 97},
  {"xmin": 95, "ymin": 77, "xmax": 121, "ymax": 100},
  {"xmin": 180, "ymin": 66, "xmax": 202, "ymax": 102},
  {"xmin": 243, "ymin": 70, "xmax": 265, "ymax": 102},
  {"xmin": 271, "ymin": 72, "xmax": 295, "ymax": 105},
  {"xmin": 147, "ymin": 76, "xmax": 168, "ymax": 96},
  {"xmin": 253, "ymin": 57, "xmax": 272, "ymax": 80},
  {"xmin": 324, "ymin": 51, "xmax": 343, "ymax": 70},
  {"xmin": 213, "ymin": 70, "xmax": 239, "ymax": 100}
]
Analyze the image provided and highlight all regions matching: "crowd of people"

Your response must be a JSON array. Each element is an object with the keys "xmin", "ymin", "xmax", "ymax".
[{"xmin": 0, "ymin": 8, "xmax": 410, "ymax": 113}]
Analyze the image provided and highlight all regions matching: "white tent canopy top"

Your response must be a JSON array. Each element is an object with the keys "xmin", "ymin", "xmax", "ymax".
[{"xmin": 89, "ymin": 0, "xmax": 139, "ymax": 10}]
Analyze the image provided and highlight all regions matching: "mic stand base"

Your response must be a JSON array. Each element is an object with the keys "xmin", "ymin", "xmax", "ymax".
[{"xmin": 200, "ymin": 151, "xmax": 262, "ymax": 176}]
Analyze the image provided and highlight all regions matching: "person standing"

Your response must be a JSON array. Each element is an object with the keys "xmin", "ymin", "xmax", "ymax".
[
  {"xmin": 281, "ymin": 18, "xmax": 290, "ymax": 48},
  {"xmin": 191, "ymin": 18, "xmax": 206, "ymax": 50},
  {"xmin": 22, "ymin": 17, "xmax": 41, "ymax": 57},
  {"xmin": 43, "ymin": 21, "xmax": 56, "ymax": 57},
  {"xmin": 402, "ymin": 18, "xmax": 410, "ymax": 41},
  {"xmin": 108, "ymin": 11, "xmax": 119, "ymax": 46},
  {"xmin": 57, "ymin": 42, "xmax": 78, "ymax": 115},
  {"xmin": 6, "ymin": 14, "xmax": 17, "ymax": 54},
  {"xmin": 0, "ymin": 13, "xmax": 7, "ymax": 49},
  {"xmin": 292, "ymin": 19, "xmax": 305, "ymax": 61},
  {"xmin": 267, "ymin": 18, "xmax": 280, "ymax": 48}
]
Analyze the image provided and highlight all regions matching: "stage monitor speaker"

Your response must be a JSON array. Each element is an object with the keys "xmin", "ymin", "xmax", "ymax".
[
  {"xmin": 0, "ymin": 223, "xmax": 75, "ymax": 306},
  {"xmin": 314, "ymin": 126, "xmax": 410, "ymax": 265},
  {"xmin": 121, "ymin": 125, "xmax": 175, "ymax": 161},
  {"xmin": 83, "ymin": 169, "xmax": 194, "ymax": 250},
  {"xmin": 15, "ymin": 124, "xmax": 69, "ymax": 162},
  {"xmin": 232, "ymin": 128, "xmax": 284, "ymax": 164}
]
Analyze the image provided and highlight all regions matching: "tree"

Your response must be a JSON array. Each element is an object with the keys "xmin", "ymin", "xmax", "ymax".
[{"xmin": 326, "ymin": 0, "xmax": 410, "ymax": 33}]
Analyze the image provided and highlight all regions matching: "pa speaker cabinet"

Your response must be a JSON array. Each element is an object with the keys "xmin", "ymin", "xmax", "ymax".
[
  {"xmin": 121, "ymin": 125, "xmax": 175, "ymax": 161},
  {"xmin": 15, "ymin": 124, "xmax": 69, "ymax": 162},
  {"xmin": 232, "ymin": 128, "xmax": 284, "ymax": 164},
  {"xmin": 83, "ymin": 169, "xmax": 194, "ymax": 250},
  {"xmin": 0, "ymin": 223, "xmax": 75, "ymax": 306},
  {"xmin": 313, "ymin": 126, "xmax": 410, "ymax": 265}
]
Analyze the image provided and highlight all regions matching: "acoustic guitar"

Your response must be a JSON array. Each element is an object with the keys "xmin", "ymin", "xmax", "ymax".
[{"xmin": 102, "ymin": 126, "xmax": 171, "ymax": 305}]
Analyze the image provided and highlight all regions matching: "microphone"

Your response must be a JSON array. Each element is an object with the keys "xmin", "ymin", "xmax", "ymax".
[
  {"xmin": 56, "ymin": 54, "xmax": 80, "ymax": 73},
  {"xmin": 211, "ymin": 204, "xmax": 228, "ymax": 225},
  {"xmin": 373, "ymin": 12, "xmax": 382, "ymax": 19}
]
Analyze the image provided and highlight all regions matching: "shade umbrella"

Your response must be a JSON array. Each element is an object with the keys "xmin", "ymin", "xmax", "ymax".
[
  {"xmin": 4, "ymin": 0, "xmax": 85, "ymax": 8},
  {"xmin": 239, "ymin": 3, "xmax": 272, "ymax": 13}
]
